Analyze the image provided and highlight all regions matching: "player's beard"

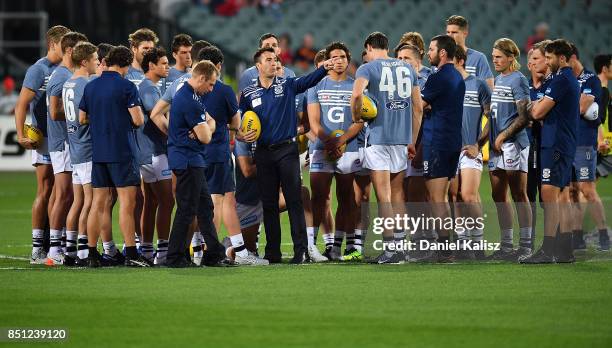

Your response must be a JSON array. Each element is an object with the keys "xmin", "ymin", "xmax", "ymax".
[{"xmin": 430, "ymin": 53, "xmax": 441, "ymax": 67}]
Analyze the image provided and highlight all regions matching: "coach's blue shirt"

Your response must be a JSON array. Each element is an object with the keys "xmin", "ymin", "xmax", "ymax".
[
  {"xmin": 239, "ymin": 66, "xmax": 327, "ymax": 146},
  {"xmin": 79, "ymin": 71, "xmax": 141, "ymax": 163},
  {"xmin": 167, "ymin": 81, "xmax": 208, "ymax": 169},
  {"xmin": 421, "ymin": 63, "xmax": 465, "ymax": 152},
  {"xmin": 541, "ymin": 66, "xmax": 580, "ymax": 156},
  {"xmin": 576, "ymin": 69, "xmax": 602, "ymax": 148},
  {"xmin": 23, "ymin": 57, "xmax": 56, "ymax": 137},
  {"xmin": 202, "ymin": 80, "xmax": 238, "ymax": 163}
]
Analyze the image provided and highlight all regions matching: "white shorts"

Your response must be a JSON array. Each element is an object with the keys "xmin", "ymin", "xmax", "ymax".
[
  {"xmin": 236, "ymin": 201, "xmax": 263, "ymax": 229},
  {"xmin": 405, "ymin": 159, "xmax": 424, "ymax": 177},
  {"xmin": 459, "ymin": 151, "xmax": 484, "ymax": 171},
  {"xmin": 140, "ymin": 154, "xmax": 172, "ymax": 183},
  {"xmin": 72, "ymin": 161, "xmax": 92, "ymax": 185},
  {"xmin": 50, "ymin": 144, "xmax": 72, "ymax": 174},
  {"xmin": 355, "ymin": 148, "xmax": 370, "ymax": 176},
  {"xmin": 31, "ymin": 137, "xmax": 51, "ymax": 166},
  {"xmin": 309, "ymin": 150, "xmax": 361, "ymax": 174},
  {"xmin": 363, "ymin": 144, "xmax": 407, "ymax": 173},
  {"xmin": 488, "ymin": 142, "xmax": 529, "ymax": 172}
]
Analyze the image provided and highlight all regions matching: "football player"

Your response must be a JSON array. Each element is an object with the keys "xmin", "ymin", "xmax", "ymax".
[{"xmin": 166, "ymin": 33, "xmax": 192, "ymax": 90}]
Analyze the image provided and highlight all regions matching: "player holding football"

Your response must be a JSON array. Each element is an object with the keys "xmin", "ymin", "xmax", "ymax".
[
  {"xmin": 308, "ymin": 42, "xmax": 362, "ymax": 261},
  {"xmin": 352, "ymin": 32, "xmax": 423, "ymax": 264},
  {"xmin": 61, "ymin": 42, "xmax": 99, "ymax": 266},
  {"xmin": 45, "ymin": 31, "xmax": 89, "ymax": 265},
  {"xmin": 15, "ymin": 25, "xmax": 70, "ymax": 264},
  {"xmin": 567, "ymin": 44, "xmax": 609, "ymax": 252}
]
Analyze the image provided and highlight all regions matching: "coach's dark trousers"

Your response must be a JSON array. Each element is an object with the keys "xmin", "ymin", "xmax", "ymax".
[
  {"xmin": 527, "ymin": 132, "xmax": 541, "ymax": 247},
  {"xmin": 167, "ymin": 167, "xmax": 224, "ymax": 266},
  {"xmin": 255, "ymin": 141, "xmax": 307, "ymax": 261}
]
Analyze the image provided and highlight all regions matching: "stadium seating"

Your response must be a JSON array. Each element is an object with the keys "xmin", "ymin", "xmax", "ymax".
[{"xmin": 176, "ymin": 0, "xmax": 612, "ymax": 75}]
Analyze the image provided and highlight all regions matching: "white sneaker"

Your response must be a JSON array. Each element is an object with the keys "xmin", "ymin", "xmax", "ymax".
[
  {"xmin": 45, "ymin": 252, "xmax": 65, "ymax": 266},
  {"xmin": 235, "ymin": 251, "xmax": 269, "ymax": 266},
  {"xmin": 30, "ymin": 249, "xmax": 47, "ymax": 264},
  {"xmin": 308, "ymin": 245, "xmax": 328, "ymax": 263}
]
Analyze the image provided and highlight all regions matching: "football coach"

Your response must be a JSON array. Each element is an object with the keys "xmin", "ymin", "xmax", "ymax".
[
  {"xmin": 166, "ymin": 60, "xmax": 227, "ymax": 267},
  {"xmin": 239, "ymin": 47, "xmax": 335, "ymax": 263}
]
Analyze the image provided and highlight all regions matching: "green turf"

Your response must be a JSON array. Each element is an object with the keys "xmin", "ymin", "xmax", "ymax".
[{"xmin": 1, "ymin": 171, "xmax": 612, "ymax": 348}]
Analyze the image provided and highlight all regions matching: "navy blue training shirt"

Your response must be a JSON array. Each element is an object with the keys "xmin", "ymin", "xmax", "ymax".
[
  {"xmin": 238, "ymin": 66, "xmax": 327, "ymax": 146},
  {"xmin": 576, "ymin": 69, "xmax": 602, "ymax": 148},
  {"xmin": 421, "ymin": 63, "xmax": 465, "ymax": 152},
  {"xmin": 202, "ymin": 80, "xmax": 238, "ymax": 163},
  {"xmin": 79, "ymin": 71, "xmax": 141, "ymax": 163},
  {"xmin": 540, "ymin": 66, "xmax": 580, "ymax": 156},
  {"xmin": 167, "ymin": 81, "xmax": 208, "ymax": 170},
  {"xmin": 528, "ymin": 74, "xmax": 553, "ymax": 142}
]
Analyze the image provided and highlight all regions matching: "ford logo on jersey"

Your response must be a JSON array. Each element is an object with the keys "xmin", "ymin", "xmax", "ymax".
[{"xmin": 385, "ymin": 100, "xmax": 409, "ymax": 110}]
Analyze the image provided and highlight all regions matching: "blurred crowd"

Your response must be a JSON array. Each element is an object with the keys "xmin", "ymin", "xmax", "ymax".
[{"xmin": 0, "ymin": 76, "xmax": 18, "ymax": 115}]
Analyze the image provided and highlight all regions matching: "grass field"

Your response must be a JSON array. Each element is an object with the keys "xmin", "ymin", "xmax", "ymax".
[{"xmin": 1, "ymin": 171, "xmax": 612, "ymax": 348}]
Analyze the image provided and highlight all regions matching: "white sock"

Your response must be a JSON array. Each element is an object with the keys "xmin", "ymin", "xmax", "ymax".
[
  {"xmin": 230, "ymin": 233, "xmax": 248, "ymax": 257},
  {"xmin": 354, "ymin": 229, "xmax": 364, "ymax": 252},
  {"xmin": 323, "ymin": 233, "xmax": 334, "ymax": 248},
  {"xmin": 155, "ymin": 239, "xmax": 168, "ymax": 264},
  {"xmin": 456, "ymin": 229, "xmax": 468, "ymax": 241},
  {"xmin": 307, "ymin": 227, "xmax": 316, "ymax": 247},
  {"xmin": 77, "ymin": 235, "xmax": 89, "ymax": 259},
  {"xmin": 103, "ymin": 241, "xmax": 118, "ymax": 256},
  {"xmin": 501, "ymin": 228, "xmax": 513, "ymax": 250},
  {"xmin": 32, "ymin": 229, "xmax": 44, "ymax": 252},
  {"xmin": 65, "ymin": 231, "xmax": 78, "ymax": 258},
  {"xmin": 49, "ymin": 229, "xmax": 62, "ymax": 257},
  {"xmin": 191, "ymin": 232, "xmax": 203, "ymax": 257},
  {"xmin": 61, "ymin": 228, "xmax": 67, "ymax": 252},
  {"xmin": 519, "ymin": 227, "xmax": 532, "ymax": 249},
  {"xmin": 134, "ymin": 233, "xmax": 141, "ymax": 249},
  {"xmin": 141, "ymin": 242, "xmax": 154, "ymax": 260}
]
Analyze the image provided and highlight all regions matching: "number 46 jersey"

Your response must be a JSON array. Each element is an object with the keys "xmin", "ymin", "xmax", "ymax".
[
  {"xmin": 62, "ymin": 76, "xmax": 92, "ymax": 165},
  {"xmin": 355, "ymin": 58, "xmax": 418, "ymax": 145}
]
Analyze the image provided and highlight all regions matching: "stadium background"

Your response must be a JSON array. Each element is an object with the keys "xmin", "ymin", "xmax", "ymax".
[{"xmin": 0, "ymin": 1, "xmax": 611, "ymax": 347}]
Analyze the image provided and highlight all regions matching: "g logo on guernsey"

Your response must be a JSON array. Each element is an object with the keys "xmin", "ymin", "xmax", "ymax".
[
  {"xmin": 327, "ymin": 107, "xmax": 345, "ymax": 123},
  {"xmin": 385, "ymin": 100, "xmax": 409, "ymax": 110},
  {"xmin": 580, "ymin": 167, "xmax": 589, "ymax": 178},
  {"xmin": 542, "ymin": 168, "xmax": 551, "ymax": 179}
]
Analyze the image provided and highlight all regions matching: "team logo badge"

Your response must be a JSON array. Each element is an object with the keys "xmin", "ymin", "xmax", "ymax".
[
  {"xmin": 542, "ymin": 168, "xmax": 551, "ymax": 179},
  {"xmin": 385, "ymin": 100, "xmax": 409, "ymax": 110},
  {"xmin": 580, "ymin": 167, "xmax": 589, "ymax": 178},
  {"xmin": 423, "ymin": 161, "xmax": 429, "ymax": 172},
  {"xmin": 274, "ymin": 85, "xmax": 283, "ymax": 95}
]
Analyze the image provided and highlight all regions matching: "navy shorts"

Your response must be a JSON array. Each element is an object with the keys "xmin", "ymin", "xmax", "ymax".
[
  {"xmin": 572, "ymin": 146, "xmax": 596, "ymax": 182},
  {"xmin": 205, "ymin": 158, "xmax": 236, "ymax": 194},
  {"xmin": 422, "ymin": 146, "xmax": 460, "ymax": 179},
  {"xmin": 540, "ymin": 148, "xmax": 573, "ymax": 189},
  {"xmin": 92, "ymin": 161, "xmax": 141, "ymax": 188}
]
